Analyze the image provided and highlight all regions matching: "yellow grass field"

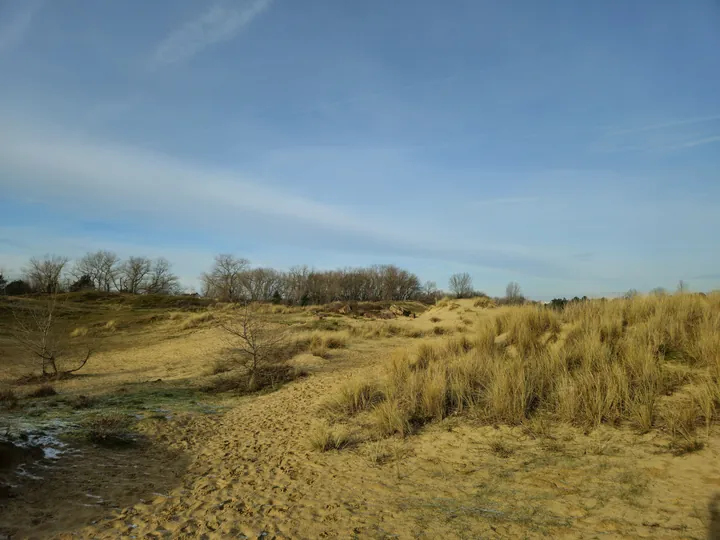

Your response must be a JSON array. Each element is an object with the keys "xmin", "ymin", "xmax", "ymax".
[{"xmin": 1, "ymin": 294, "xmax": 719, "ymax": 538}]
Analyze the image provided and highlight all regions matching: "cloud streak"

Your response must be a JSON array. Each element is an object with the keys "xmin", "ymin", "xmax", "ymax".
[
  {"xmin": 607, "ymin": 113, "xmax": 720, "ymax": 136},
  {"xmin": 0, "ymin": 116, "xmax": 583, "ymax": 280},
  {"xmin": 149, "ymin": 0, "xmax": 272, "ymax": 68},
  {"xmin": 0, "ymin": 0, "xmax": 41, "ymax": 54}
]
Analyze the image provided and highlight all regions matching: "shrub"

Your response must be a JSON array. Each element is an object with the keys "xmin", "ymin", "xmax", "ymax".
[
  {"xmin": 83, "ymin": 413, "xmax": 136, "ymax": 446},
  {"xmin": 211, "ymin": 358, "xmax": 234, "ymax": 375},
  {"xmin": 429, "ymin": 316, "xmax": 441, "ymax": 323},
  {"xmin": 0, "ymin": 388, "xmax": 19, "ymax": 409},
  {"xmin": 205, "ymin": 364, "xmax": 300, "ymax": 394},
  {"xmin": 71, "ymin": 394, "xmax": 96, "ymax": 409},
  {"xmin": 28, "ymin": 384, "xmax": 57, "ymax": 398}
]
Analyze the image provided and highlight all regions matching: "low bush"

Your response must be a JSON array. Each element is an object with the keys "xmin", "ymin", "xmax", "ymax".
[
  {"xmin": 27, "ymin": 384, "xmax": 58, "ymax": 398},
  {"xmin": 83, "ymin": 413, "xmax": 136, "ymax": 446},
  {"xmin": 0, "ymin": 388, "xmax": 19, "ymax": 409}
]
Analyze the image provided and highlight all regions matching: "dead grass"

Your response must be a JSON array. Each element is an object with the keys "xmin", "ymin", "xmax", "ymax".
[
  {"xmin": 70, "ymin": 326, "xmax": 89, "ymax": 338},
  {"xmin": 349, "ymin": 322, "xmax": 423, "ymax": 339},
  {"xmin": 323, "ymin": 379, "xmax": 384, "ymax": 415},
  {"xmin": 181, "ymin": 312, "xmax": 215, "ymax": 330},
  {"xmin": 489, "ymin": 439, "xmax": 515, "ymax": 458},
  {"xmin": 328, "ymin": 293, "xmax": 720, "ymax": 438},
  {"xmin": 104, "ymin": 319, "xmax": 117, "ymax": 332},
  {"xmin": 308, "ymin": 331, "xmax": 349, "ymax": 358}
]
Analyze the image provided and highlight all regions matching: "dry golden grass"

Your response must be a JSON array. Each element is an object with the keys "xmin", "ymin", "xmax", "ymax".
[
  {"xmin": 323, "ymin": 378, "xmax": 383, "ymax": 415},
  {"xmin": 306, "ymin": 331, "xmax": 349, "ymax": 357},
  {"xmin": 70, "ymin": 326, "xmax": 89, "ymax": 338},
  {"xmin": 307, "ymin": 422, "xmax": 352, "ymax": 451},
  {"xmin": 348, "ymin": 322, "xmax": 425, "ymax": 339},
  {"xmin": 330, "ymin": 293, "xmax": 720, "ymax": 437},
  {"xmin": 180, "ymin": 312, "xmax": 215, "ymax": 330},
  {"xmin": 103, "ymin": 319, "xmax": 117, "ymax": 332}
]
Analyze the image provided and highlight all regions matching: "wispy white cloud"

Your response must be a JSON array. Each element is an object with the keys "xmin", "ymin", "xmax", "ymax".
[
  {"xmin": 0, "ymin": 115, "xmax": 586, "ymax": 279},
  {"xmin": 149, "ymin": 0, "xmax": 272, "ymax": 68},
  {"xmin": 665, "ymin": 135, "xmax": 720, "ymax": 150},
  {"xmin": 607, "ymin": 113, "xmax": 720, "ymax": 136},
  {"xmin": 0, "ymin": 0, "xmax": 41, "ymax": 54}
]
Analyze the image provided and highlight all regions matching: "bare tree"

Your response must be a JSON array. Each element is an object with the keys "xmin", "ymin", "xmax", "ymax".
[
  {"xmin": 71, "ymin": 251, "xmax": 120, "ymax": 292},
  {"xmin": 449, "ymin": 272, "xmax": 473, "ymax": 298},
  {"xmin": 242, "ymin": 268, "xmax": 282, "ymax": 302},
  {"xmin": 12, "ymin": 293, "xmax": 92, "ymax": 377},
  {"xmin": 505, "ymin": 281, "xmax": 523, "ymax": 304},
  {"xmin": 25, "ymin": 255, "xmax": 69, "ymax": 294},
  {"xmin": 219, "ymin": 304, "xmax": 291, "ymax": 390},
  {"xmin": 677, "ymin": 280, "xmax": 689, "ymax": 294},
  {"xmin": 201, "ymin": 254, "xmax": 250, "ymax": 301},
  {"xmin": 144, "ymin": 258, "xmax": 180, "ymax": 295},
  {"xmin": 117, "ymin": 256, "xmax": 152, "ymax": 294}
]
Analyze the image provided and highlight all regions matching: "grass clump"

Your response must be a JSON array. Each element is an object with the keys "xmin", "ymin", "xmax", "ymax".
[
  {"xmin": 307, "ymin": 422, "xmax": 352, "ymax": 451},
  {"xmin": 324, "ymin": 379, "xmax": 384, "ymax": 415},
  {"xmin": 307, "ymin": 331, "xmax": 349, "ymax": 358},
  {"xmin": 70, "ymin": 326, "xmax": 89, "ymax": 338},
  {"xmin": 181, "ymin": 312, "xmax": 215, "ymax": 330},
  {"xmin": 489, "ymin": 440, "xmax": 515, "ymax": 458}
]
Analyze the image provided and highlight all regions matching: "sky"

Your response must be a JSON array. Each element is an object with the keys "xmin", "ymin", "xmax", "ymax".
[{"xmin": 1, "ymin": 0, "xmax": 719, "ymax": 299}]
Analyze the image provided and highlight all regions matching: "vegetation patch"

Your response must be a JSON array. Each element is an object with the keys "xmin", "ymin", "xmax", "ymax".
[
  {"xmin": 324, "ymin": 294, "xmax": 720, "ymax": 440},
  {"xmin": 27, "ymin": 384, "xmax": 58, "ymax": 398},
  {"xmin": 82, "ymin": 413, "xmax": 137, "ymax": 446}
]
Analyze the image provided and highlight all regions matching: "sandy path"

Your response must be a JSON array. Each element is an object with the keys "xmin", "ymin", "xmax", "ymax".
[{"xmin": 68, "ymin": 347, "xmax": 415, "ymax": 539}]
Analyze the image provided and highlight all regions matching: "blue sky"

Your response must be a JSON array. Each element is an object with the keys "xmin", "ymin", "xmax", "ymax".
[{"xmin": 1, "ymin": 0, "xmax": 719, "ymax": 299}]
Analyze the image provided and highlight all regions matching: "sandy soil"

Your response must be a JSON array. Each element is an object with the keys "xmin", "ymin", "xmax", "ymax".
[{"xmin": 2, "ymin": 301, "xmax": 719, "ymax": 538}]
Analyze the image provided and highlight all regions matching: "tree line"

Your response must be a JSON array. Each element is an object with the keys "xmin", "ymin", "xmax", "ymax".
[
  {"xmin": 0, "ymin": 252, "xmax": 180, "ymax": 296},
  {"xmin": 0, "ymin": 252, "xmax": 528, "ymax": 306}
]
